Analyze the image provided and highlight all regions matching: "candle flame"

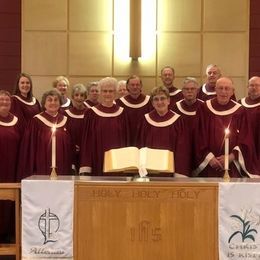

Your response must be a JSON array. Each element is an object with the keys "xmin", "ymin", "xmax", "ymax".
[{"xmin": 225, "ymin": 128, "xmax": 230, "ymax": 136}]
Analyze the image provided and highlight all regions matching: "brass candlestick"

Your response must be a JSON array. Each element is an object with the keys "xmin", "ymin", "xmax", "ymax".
[
  {"xmin": 50, "ymin": 167, "xmax": 58, "ymax": 180},
  {"xmin": 223, "ymin": 169, "xmax": 230, "ymax": 182}
]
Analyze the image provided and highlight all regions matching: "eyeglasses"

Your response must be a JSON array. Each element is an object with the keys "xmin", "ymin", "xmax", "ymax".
[
  {"xmin": 101, "ymin": 89, "xmax": 115, "ymax": 93},
  {"xmin": 153, "ymin": 96, "xmax": 167, "ymax": 102},
  {"xmin": 249, "ymin": 84, "xmax": 260, "ymax": 88},
  {"xmin": 182, "ymin": 88, "xmax": 197, "ymax": 91}
]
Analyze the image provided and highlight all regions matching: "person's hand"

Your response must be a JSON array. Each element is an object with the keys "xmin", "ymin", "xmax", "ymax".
[
  {"xmin": 209, "ymin": 157, "xmax": 223, "ymax": 171},
  {"xmin": 216, "ymin": 153, "xmax": 235, "ymax": 168},
  {"xmin": 216, "ymin": 155, "xmax": 225, "ymax": 167}
]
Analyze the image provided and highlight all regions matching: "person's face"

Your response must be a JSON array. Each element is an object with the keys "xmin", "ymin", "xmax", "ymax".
[
  {"xmin": 88, "ymin": 85, "xmax": 99, "ymax": 101},
  {"xmin": 215, "ymin": 78, "xmax": 234, "ymax": 105},
  {"xmin": 206, "ymin": 67, "xmax": 221, "ymax": 85},
  {"xmin": 19, "ymin": 76, "xmax": 31, "ymax": 97},
  {"xmin": 44, "ymin": 95, "xmax": 60, "ymax": 114},
  {"xmin": 152, "ymin": 93, "xmax": 170, "ymax": 115},
  {"xmin": 182, "ymin": 82, "xmax": 198, "ymax": 102},
  {"xmin": 100, "ymin": 84, "xmax": 116, "ymax": 105},
  {"xmin": 117, "ymin": 84, "xmax": 128, "ymax": 97},
  {"xmin": 127, "ymin": 78, "xmax": 142, "ymax": 96},
  {"xmin": 161, "ymin": 68, "xmax": 175, "ymax": 87},
  {"xmin": 0, "ymin": 94, "xmax": 11, "ymax": 116},
  {"xmin": 73, "ymin": 92, "xmax": 86, "ymax": 105},
  {"xmin": 55, "ymin": 80, "xmax": 68, "ymax": 96},
  {"xmin": 248, "ymin": 77, "xmax": 260, "ymax": 100}
]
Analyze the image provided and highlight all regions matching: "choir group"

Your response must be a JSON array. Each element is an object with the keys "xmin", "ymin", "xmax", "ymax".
[{"xmin": 0, "ymin": 65, "xmax": 259, "ymax": 184}]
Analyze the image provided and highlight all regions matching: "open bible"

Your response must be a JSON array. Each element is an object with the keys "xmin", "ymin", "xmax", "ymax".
[{"xmin": 103, "ymin": 147, "xmax": 174, "ymax": 176}]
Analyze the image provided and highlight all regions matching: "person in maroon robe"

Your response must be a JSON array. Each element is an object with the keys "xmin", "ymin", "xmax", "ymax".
[
  {"xmin": 84, "ymin": 81, "xmax": 100, "ymax": 108},
  {"xmin": 0, "ymin": 90, "xmax": 22, "ymax": 243},
  {"xmin": 255, "ymin": 110, "xmax": 260, "ymax": 174},
  {"xmin": 116, "ymin": 75, "xmax": 152, "ymax": 146},
  {"xmin": 198, "ymin": 64, "xmax": 236, "ymax": 101},
  {"xmin": 160, "ymin": 66, "xmax": 183, "ymax": 109},
  {"xmin": 136, "ymin": 86, "xmax": 191, "ymax": 177},
  {"xmin": 172, "ymin": 77, "xmax": 204, "ymax": 171},
  {"xmin": 17, "ymin": 89, "xmax": 73, "ymax": 180},
  {"xmin": 11, "ymin": 72, "xmax": 41, "ymax": 129},
  {"xmin": 80, "ymin": 77, "xmax": 129, "ymax": 176},
  {"xmin": 53, "ymin": 75, "xmax": 72, "ymax": 110},
  {"xmin": 172, "ymin": 77, "xmax": 204, "ymax": 131},
  {"xmin": 64, "ymin": 83, "xmax": 88, "ymax": 173},
  {"xmin": 193, "ymin": 77, "xmax": 255, "ymax": 178},
  {"xmin": 239, "ymin": 76, "xmax": 260, "ymax": 175}
]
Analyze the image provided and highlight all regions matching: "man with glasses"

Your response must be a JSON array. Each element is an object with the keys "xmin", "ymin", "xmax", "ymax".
[
  {"xmin": 136, "ymin": 86, "xmax": 191, "ymax": 177},
  {"xmin": 173, "ymin": 77, "xmax": 204, "ymax": 128},
  {"xmin": 172, "ymin": 77, "xmax": 204, "ymax": 172}
]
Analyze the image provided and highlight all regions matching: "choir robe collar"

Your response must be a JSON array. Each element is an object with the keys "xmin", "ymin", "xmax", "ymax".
[
  {"xmin": 168, "ymin": 86, "xmax": 182, "ymax": 96},
  {"xmin": 13, "ymin": 94, "xmax": 36, "ymax": 105},
  {"xmin": 240, "ymin": 96, "xmax": 260, "ymax": 108},
  {"xmin": 65, "ymin": 106, "xmax": 86, "ymax": 118},
  {"xmin": 176, "ymin": 99, "xmax": 204, "ymax": 115},
  {"xmin": 91, "ymin": 103, "xmax": 124, "ymax": 117},
  {"xmin": 0, "ymin": 113, "xmax": 18, "ymax": 126},
  {"xmin": 145, "ymin": 110, "xmax": 180, "ymax": 127},
  {"xmin": 202, "ymin": 83, "xmax": 216, "ymax": 96},
  {"xmin": 119, "ymin": 93, "xmax": 150, "ymax": 108},
  {"xmin": 61, "ymin": 97, "xmax": 72, "ymax": 108},
  {"xmin": 84, "ymin": 99, "xmax": 99, "ymax": 108},
  {"xmin": 206, "ymin": 98, "xmax": 241, "ymax": 116},
  {"xmin": 34, "ymin": 111, "xmax": 67, "ymax": 128}
]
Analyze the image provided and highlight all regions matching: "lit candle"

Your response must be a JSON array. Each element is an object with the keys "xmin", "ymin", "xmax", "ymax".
[
  {"xmin": 51, "ymin": 125, "xmax": 56, "ymax": 168},
  {"xmin": 224, "ymin": 128, "xmax": 230, "ymax": 170}
]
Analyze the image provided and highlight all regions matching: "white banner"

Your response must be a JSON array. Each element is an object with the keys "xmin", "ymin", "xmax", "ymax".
[
  {"xmin": 219, "ymin": 183, "xmax": 260, "ymax": 260},
  {"xmin": 22, "ymin": 179, "xmax": 74, "ymax": 259}
]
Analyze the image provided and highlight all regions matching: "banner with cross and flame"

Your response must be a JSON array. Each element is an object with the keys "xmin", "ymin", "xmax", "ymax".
[
  {"xmin": 219, "ymin": 182, "xmax": 260, "ymax": 259},
  {"xmin": 21, "ymin": 178, "xmax": 74, "ymax": 259}
]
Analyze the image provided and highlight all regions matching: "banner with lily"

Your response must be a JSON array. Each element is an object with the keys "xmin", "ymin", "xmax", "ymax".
[{"xmin": 219, "ymin": 183, "xmax": 260, "ymax": 259}]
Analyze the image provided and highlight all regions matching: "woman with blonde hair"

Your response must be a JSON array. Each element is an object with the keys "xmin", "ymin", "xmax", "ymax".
[{"xmin": 53, "ymin": 75, "xmax": 72, "ymax": 110}]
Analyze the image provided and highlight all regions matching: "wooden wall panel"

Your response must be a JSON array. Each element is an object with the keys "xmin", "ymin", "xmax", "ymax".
[{"xmin": 0, "ymin": 1, "xmax": 257, "ymax": 98}]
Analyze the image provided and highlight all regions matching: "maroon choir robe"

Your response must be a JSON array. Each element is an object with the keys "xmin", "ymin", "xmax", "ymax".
[
  {"xmin": 172, "ymin": 99, "xmax": 204, "ymax": 170},
  {"xmin": 84, "ymin": 99, "xmax": 99, "ymax": 108},
  {"xmin": 17, "ymin": 111, "xmax": 73, "ymax": 180},
  {"xmin": 198, "ymin": 84, "xmax": 236, "ymax": 101},
  {"xmin": 0, "ymin": 113, "xmax": 22, "ymax": 181},
  {"xmin": 172, "ymin": 99, "xmax": 204, "ymax": 131},
  {"xmin": 239, "ymin": 96, "xmax": 260, "ymax": 175},
  {"xmin": 0, "ymin": 113, "xmax": 22, "ymax": 242},
  {"xmin": 116, "ymin": 94, "xmax": 152, "ymax": 145},
  {"xmin": 136, "ymin": 110, "xmax": 191, "ymax": 177},
  {"xmin": 59, "ymin": 97, "xmax": 72, "ymax": 112},
  {"xmin": 11, "ymin": 94, "xmax": 41, "ymax": 128},
  {"xmin": 255, "ymin": 108, "xmax": 260, "ymax": 174},
  {"xmin": 64, "ymin": 106, "xmax": 87, "ymax": 172},
  {"xmin": 167, "ymin": 86, "xmax": 183, "ymax": 110},
  {"xmin": 193, "ymin": 98, "xmax": 255, "ymax": 177},
  {"xmin": 80, "ymin": 104, "xmax": 129, "ymax": 175}
]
